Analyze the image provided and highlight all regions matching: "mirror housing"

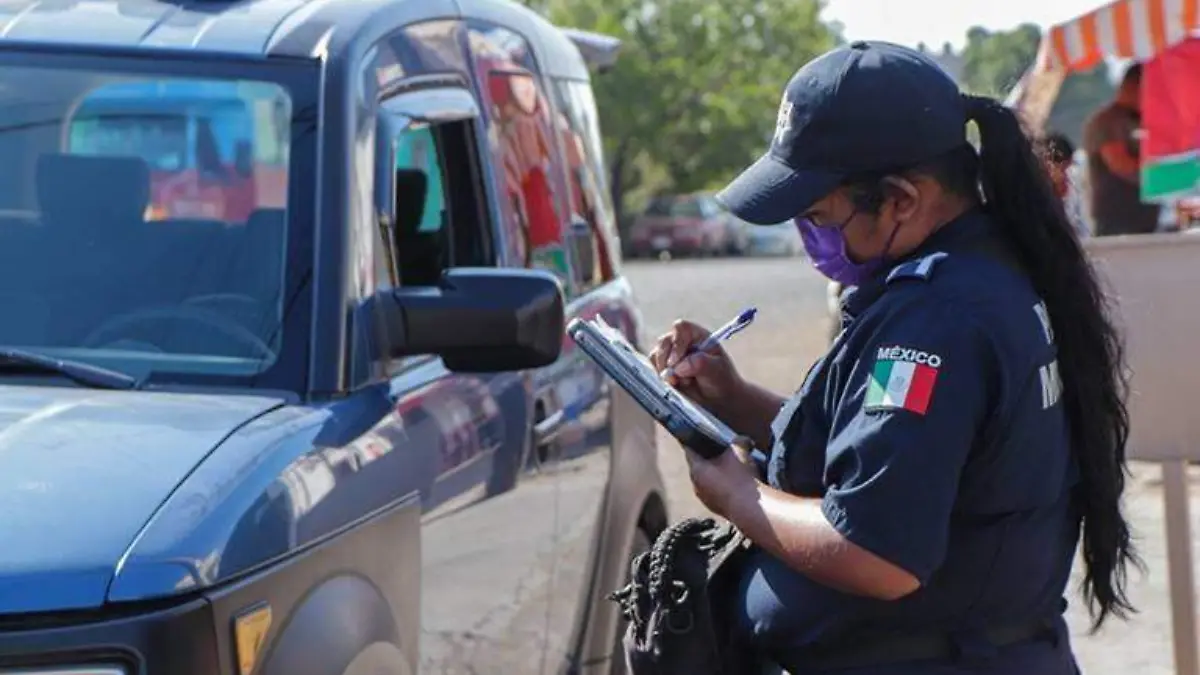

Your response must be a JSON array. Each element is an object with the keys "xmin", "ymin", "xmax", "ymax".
[{"xmin": 367, "ymin": 267, "xmax": 565, "ymax": 372}]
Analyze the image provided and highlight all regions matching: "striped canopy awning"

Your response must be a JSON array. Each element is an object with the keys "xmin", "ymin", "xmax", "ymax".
[
  {"xmin": 1011, "ymin": 0, "xmax": 1200, "ymax": 130},
  {"xmin": 1045, "ymin": 0, "xmax": 1200, "ymax": 72}
]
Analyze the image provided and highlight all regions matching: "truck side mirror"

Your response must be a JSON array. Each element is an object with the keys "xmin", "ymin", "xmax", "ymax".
[{"xmin": 364, "ymin": 267, "xmax": 565, "ymax": 372}]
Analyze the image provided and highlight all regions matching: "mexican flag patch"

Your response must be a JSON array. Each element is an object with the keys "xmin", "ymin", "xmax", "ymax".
[{"xmin": 865, "ymin": 345, "xmax": 941, "ymax": 415}]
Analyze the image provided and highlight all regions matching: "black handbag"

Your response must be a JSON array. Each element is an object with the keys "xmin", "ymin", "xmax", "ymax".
[{"xmin": 608, "ymin": 517, "xmax": 759, "ymax": 675}]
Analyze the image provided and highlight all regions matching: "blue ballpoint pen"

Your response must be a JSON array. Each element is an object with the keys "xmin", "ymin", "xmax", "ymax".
[{"xmin": 665, "ymin": 307, "xmax": 757, "ymax": 376}]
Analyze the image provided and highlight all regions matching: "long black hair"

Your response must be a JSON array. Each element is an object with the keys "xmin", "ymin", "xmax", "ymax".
[
  {"xmin": 966, "ymin": 94, "xmax": 1138, "ymax": 630},
  {"xmin": 842, "ymin": 95, "xmax": 1137, "ymax": 630}
]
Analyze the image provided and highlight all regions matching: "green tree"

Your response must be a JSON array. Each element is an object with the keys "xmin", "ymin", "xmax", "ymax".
[
  {"xmin": 536, "ymin": 0, "xmax": 839, "ymax": 229},
  {"xmin": 953, "ymin": 22, "xmax": 1115, "ymax": 144},
  {"xmin": 960, "ymin": 23, "xmax": 1041, "ymax": 98}
]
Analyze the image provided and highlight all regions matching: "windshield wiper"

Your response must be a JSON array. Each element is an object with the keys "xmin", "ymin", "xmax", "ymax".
[{"xmin": 0, "ymin": 347, "xmax": 140, "ymax": 390}]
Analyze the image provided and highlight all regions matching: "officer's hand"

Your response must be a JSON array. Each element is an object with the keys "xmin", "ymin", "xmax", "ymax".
[
  {"xmin": 649, "ymin": 319, "xmax": 743, "ymax": 409},
  {"xmin": 683, "ymin": 437, "xmax": 761, "ymax": 519}
]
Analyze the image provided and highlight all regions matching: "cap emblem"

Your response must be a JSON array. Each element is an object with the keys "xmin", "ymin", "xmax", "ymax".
[{"xmin": 774, "ymin": 97, "xmax": 794, "ymax": 145}]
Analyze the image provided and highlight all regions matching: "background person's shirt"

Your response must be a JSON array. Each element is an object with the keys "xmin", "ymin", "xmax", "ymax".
[{"xmin": 1084, "ymin": 103, "xmax": 1160, "ymax": 236}]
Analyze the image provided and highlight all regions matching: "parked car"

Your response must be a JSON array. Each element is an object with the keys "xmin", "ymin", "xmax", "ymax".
[
  {"xmin": 627, "ymin": 193, "xmax": 747, "ymax": 257},
  {"xmin": 744, "ymin": 220, "xmax": 803, "ymax": 256},
  {"xmin": 0, "ymin": 2, "xmax": 667, "ymax": 674}
]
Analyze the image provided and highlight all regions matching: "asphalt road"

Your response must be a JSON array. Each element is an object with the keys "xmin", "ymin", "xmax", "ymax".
[{"xmin": 624, "ymin": 255, "xmax": 1186, "ymax": 675}]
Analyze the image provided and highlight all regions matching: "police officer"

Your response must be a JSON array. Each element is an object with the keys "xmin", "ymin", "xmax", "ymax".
[{"xmin": 650, "ymin": 41, "xmax": 1136, "ymax": 674}]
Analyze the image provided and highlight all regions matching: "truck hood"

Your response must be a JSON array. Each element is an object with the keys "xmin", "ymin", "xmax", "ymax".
[{"xmin": 0, "ymin": 386, "xmax": 283, "ymax": 614}]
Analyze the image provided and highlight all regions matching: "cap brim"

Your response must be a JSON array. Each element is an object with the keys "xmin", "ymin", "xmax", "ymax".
[{"xmin": 715, "ymin": 154, "xmax": 843, "ymax": 225}]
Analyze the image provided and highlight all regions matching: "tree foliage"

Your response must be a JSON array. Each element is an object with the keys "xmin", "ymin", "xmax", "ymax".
[
  {"xmin": 960, "ymin": 23, "xmax": 1042, "ymax": 98},
  {"xmin": 530, "ymin": 0, "xmax": 839, "ymax": 226},
  {"xmin": 525, "ymin": 3, "xmax": 1117, "ymax": 225},
  {"xmin": 957, "ymin": 22, "xmax": 1115, "ymax": 145}
]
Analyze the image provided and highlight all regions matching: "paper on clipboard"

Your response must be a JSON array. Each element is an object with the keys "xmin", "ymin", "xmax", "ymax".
[{"xmin": 576, "ymin": 316, "xmax": 738, "ymax": 446}]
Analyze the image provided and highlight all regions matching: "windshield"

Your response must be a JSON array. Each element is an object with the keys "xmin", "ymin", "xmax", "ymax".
[
  {"xmin": 0, "ymin": 62, "xmax": 302, "ymax": 385},
  {"xmin": 69, "ymin": 113, "xmax": 190, "ymax": 172}
]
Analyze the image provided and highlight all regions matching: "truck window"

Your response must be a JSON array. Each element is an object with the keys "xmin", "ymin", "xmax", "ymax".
[
  {"xmin": 69, "ymin": 114, "xmax": 188, "ymax": 172},
  {"xmin": 68, "ymin": 81, "xmax": 288, "ymax": 222},
  {"xmin": 0, "ymin": 72, "xmax": 296, "ymax": 382},
  {"xmin": 552, "ymin": 78, "xmax": 618, "ymax": 289},
  {"xmin": 377, "ymin": 113, "xmax": 492, "ymax": 288},
  {"xmin": 465, "ymin": 20, "xmax": 573, "ymax": 292}
]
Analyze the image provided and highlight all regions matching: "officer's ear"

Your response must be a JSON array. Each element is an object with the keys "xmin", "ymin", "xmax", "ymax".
[{"xmin": 880, "ymin": 175, "xmax": 922, "ymax": 224}]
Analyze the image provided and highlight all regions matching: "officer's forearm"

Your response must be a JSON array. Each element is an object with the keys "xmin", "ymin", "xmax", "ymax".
[
  {"xmin": 715, "ymin": 379, "xmax": 784, "ymax": 450},
  {"xmin": 723, "ymin": 481, "xmax": 921, "ymax": 601}
]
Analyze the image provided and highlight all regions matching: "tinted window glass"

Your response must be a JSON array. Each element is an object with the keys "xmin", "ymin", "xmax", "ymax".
[
  {"xmin": 466, "ymin": 20, "xmax": 571, "ymax": 289},
  {"xmin": 70, "ymin": 114, "xmax": 189, "ymax": 171},
  {"xmin": 552, "ymin": 78, "xmax": 617, "ymax": 289},
  {"xmin": 380, "ymin": 119, "xmax": 460, "ymax": 288},
  {"xmin": 357, "ymin": 20, "xmax": 473, "ymax": 300},
  {"xmin": 556, "ymin": 80, "xmax": 615, "ymax": 226},
  {"xmin": 68, "ymin": 81, "xmax": 287, "ymax": 220},
  {"xmin": 372, "ymin": 77, "xmax": 491, "ymax": 290},
  {"xmin": 0, "ymin": 70, "xmax": 292, "ymax": 380},
  {"xmin": 393, "ymin": 125, "xmax": 446, "ymax": 234}
]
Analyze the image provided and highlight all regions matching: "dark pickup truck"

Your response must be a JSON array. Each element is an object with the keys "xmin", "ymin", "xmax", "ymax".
[{"xmin": 0, "ymin": 0, "xmax": 666, "ymax": 673}]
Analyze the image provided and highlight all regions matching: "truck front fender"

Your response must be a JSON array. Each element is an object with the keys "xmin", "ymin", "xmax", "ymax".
[{"xmin": 262, "ymin": 574, "xmax": 409, "ymax": 675}]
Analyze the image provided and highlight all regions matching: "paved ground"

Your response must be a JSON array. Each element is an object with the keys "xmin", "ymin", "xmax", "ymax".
[{"xmin": 624, "ymin": 255, "xmax": 1190, "ymax": 675}]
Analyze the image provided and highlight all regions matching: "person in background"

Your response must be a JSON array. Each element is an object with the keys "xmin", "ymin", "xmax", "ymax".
[
  {"xmin": 1083, "ymin": 64, "xmax": 1159, "ymax": 235},
  {"xmin": 1039, "ymin": 133, "xmax": 1089, "ymax": 238}
]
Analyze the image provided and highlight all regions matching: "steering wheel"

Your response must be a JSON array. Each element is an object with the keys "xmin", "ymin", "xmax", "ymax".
[
  {"xmin": 185, "ymin": 293, "xmax": 266, "ymax": 328},
  {"xmin": 185, "ymin": 293, "xmax": 261, "ymax": 313},
  {"xmin": 82, "ymin": 305, "xmax": 274, "ymax": 360}
]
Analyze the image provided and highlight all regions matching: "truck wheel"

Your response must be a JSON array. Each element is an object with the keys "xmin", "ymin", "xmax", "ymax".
[{"xmin": 610, "ymin": 528, "xmax": 653, "ymax": 675}]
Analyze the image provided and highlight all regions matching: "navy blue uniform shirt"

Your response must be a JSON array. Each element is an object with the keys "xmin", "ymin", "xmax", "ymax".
[{"xmin": 737, "ymin": 211, "xmax": 1082, "ymax": 674}]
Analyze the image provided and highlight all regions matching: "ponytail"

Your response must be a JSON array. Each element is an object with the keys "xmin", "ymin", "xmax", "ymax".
[{"xmin": 962, "ymin": 94, "xmax": 1140, "ymax": 630}]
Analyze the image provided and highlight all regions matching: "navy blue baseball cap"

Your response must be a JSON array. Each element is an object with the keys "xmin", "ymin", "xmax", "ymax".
[{"xmin": 717, "ymin": 40, "xmax": 969, "ymax": 225}]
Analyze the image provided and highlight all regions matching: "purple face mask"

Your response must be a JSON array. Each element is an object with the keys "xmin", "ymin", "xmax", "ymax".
[{"xmin": 794, "ymin": 213, "xmax": 900, "ymax": 287}]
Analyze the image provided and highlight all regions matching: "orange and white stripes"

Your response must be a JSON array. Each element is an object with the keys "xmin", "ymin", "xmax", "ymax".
[{"xmin": 1045, "ymin": 0, "xmax": 1200, "ymax": 72}]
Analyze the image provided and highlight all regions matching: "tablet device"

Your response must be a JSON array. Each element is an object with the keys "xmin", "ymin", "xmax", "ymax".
[{"xmin": 566, "ymin": 316, "xmax": 736, "ymax": 459}]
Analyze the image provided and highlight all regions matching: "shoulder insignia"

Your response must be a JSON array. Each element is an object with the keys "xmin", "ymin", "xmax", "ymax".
[
  {"xmin": 865, "ymin": 344, "xmax": 943, "ymax": 415},
  {"xmin": 886, "ymin": 251, "xmax": 949, "ymax": 285}
]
